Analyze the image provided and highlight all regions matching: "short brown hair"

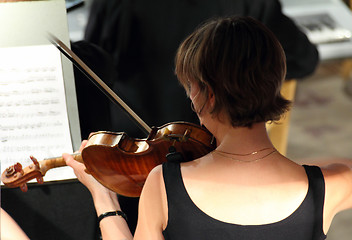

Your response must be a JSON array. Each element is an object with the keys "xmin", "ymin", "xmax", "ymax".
[{"xmin": 175, "ymin": 16, "xmax": 290, "ymax": 127}]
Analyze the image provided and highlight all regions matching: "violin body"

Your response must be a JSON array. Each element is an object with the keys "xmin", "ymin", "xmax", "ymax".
[{"xmin": 82, "ymin": 121, "xmax": 215, "ymax": 197}]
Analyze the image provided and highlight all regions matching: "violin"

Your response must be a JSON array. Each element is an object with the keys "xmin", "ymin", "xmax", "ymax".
[
  {"xmin": 2, "ymin": 122, "xmax": 214, "ymax": 197},
  {"xmin": 1, "ymin": 36, "xmax": 215, "ymax": 197}
]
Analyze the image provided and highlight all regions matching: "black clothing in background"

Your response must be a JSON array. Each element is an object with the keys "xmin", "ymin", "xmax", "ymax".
[
  {"xmin": 71, "ymin": 40, "xmax": 114, "ymax": 140},
  {"xmin": 84, "ymin": 0, "xmax": 319, "ymax": 138}
]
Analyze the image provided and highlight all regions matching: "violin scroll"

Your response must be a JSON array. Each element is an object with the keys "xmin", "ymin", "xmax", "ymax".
[
  {"xmin": 2, "ymin": 156, "xmax": 43, "ymax": 192},
  {"xmin": 1, "ymin": 153, "xmax": 82, "ymax": 192}
]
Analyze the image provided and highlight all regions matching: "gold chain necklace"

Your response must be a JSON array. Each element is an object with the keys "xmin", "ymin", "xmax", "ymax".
[
  {"xmin": 214, "ymin": 147, "xmax": 274, "ymax": 156},
  {"xmin": 212, "ymin": 148, "xmax": 277, "ymax": 163}
]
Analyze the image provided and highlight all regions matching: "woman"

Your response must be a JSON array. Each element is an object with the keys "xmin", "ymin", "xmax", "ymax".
[{"xmin": 63, "ymin": 16, "xmax": 352, "ymax": 239}]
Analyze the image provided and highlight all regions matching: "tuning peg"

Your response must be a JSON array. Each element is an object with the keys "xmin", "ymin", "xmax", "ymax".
[
  {"xmin": 29, "ymin": 156, "xmax": 44, "ymax": 184},
  {"xmin": 30, "ymin": 156, "xmax": 40, "ymax": 168},
  {"xmin": 5, "ymin": 163, "xmax": 24, "ymax": 178},
  {"xmin": 20, "ymin": 183, "xmax": 28, "ymax": 192},
  {"xmin": 13, "ymin": 163, "xmax": 24, "ymax": 175},
  {"xmin": 36, "ymin": 177, "xmax": 44, "ymax": 184}
]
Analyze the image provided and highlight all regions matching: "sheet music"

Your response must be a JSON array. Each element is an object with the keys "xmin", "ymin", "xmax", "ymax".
[{"xmin": 0, "ymin": 44, "xmax": 76, "ymax": 185}]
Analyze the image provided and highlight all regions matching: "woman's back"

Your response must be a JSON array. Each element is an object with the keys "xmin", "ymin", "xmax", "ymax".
[
  {"xmin": 180, "ymin": 154, "xmax": 309, "ymax": 225},
  {"xmin": 162, "ymin": 154, "xmax": 326, "ymax": 240}
]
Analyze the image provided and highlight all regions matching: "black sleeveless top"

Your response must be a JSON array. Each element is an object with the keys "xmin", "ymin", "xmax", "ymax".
[{"xmin": 162, "ymin": 162, "xmax": 326, "ymax": 240}]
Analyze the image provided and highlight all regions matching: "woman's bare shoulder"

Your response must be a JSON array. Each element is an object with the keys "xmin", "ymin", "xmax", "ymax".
[
  {"xmin": 320, "ymin": 163, "xmax": 352, "ymax": 212},
  {"xmin": 141, "ymin": 164, "xmax": 165, "ymax": 198}
]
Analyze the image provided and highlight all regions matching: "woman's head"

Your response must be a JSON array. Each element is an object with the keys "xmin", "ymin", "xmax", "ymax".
[{"xmin": 175, "ymin": 16, "xmax": 290, "ymax": 127}]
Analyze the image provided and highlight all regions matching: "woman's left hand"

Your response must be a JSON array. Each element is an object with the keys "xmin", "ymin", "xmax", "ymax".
[{"xmin": 62, "ymin": 140, "xmax": 116, "ymax": 198}]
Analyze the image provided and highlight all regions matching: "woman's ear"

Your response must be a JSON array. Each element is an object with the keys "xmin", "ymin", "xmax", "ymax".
[{"xmin": 207, "ymin": 85, "xmax": 215, "ymax": 109}]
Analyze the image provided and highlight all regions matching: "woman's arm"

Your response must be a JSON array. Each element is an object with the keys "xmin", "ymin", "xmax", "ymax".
[
  {"xmin": 63, "ymin": 141, "xmax": 166, "ymax": 240},
  {"xmin": 1, "ymin": 208, "xmax": 29, "ymax": 240},
  {"xmin": 292, "ymin": 157, "xmax": 352, "ymax": 233},
  {"xmin": 302, "ymin": 158, "xmax": 352, "ymax": 233},
  {"xmin": 321, "ymin": 161, "xmax": 352, "ymax": 212},
  {"xmin": 63, "ymin": 141, "xmax": 133, "ymax": 240},
  {"xmin": 300, "ymin": 157, "xmax": 352, "ymax": 211},
  {"xmin": 133, "ymin": 165, "xmax": 167, "ymax": 240}
]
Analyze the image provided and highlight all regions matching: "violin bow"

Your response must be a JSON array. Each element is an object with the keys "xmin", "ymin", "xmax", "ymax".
[{"xmin": 48, "ymin": 34, "xmax": 151, "ymax": 135}]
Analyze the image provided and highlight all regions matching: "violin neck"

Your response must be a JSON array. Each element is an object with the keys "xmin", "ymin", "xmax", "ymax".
[{"xmin": 40, "ymin": 152, "xmax": 82, "ymax": 175}]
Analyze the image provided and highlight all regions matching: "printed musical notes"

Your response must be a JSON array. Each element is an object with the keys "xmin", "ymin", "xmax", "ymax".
[{"xmin": 0, "ymin": 44, "xmax": 76, "ymax": 184}]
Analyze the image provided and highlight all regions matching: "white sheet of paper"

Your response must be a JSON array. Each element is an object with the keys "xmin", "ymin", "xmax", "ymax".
[{"xmin": 0, "ymin": 44, "xmax": 76, "ymax": 185}]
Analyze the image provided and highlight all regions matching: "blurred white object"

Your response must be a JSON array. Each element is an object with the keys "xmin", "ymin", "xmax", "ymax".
[{"xmin": 280, "ymin": 0, "xmax": 352, "ymax": 60}]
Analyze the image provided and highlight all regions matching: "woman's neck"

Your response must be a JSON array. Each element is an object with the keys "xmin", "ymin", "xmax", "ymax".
[{"xmin": 214, "ymin": 122, "xmax": 273, "ymax": 154}]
